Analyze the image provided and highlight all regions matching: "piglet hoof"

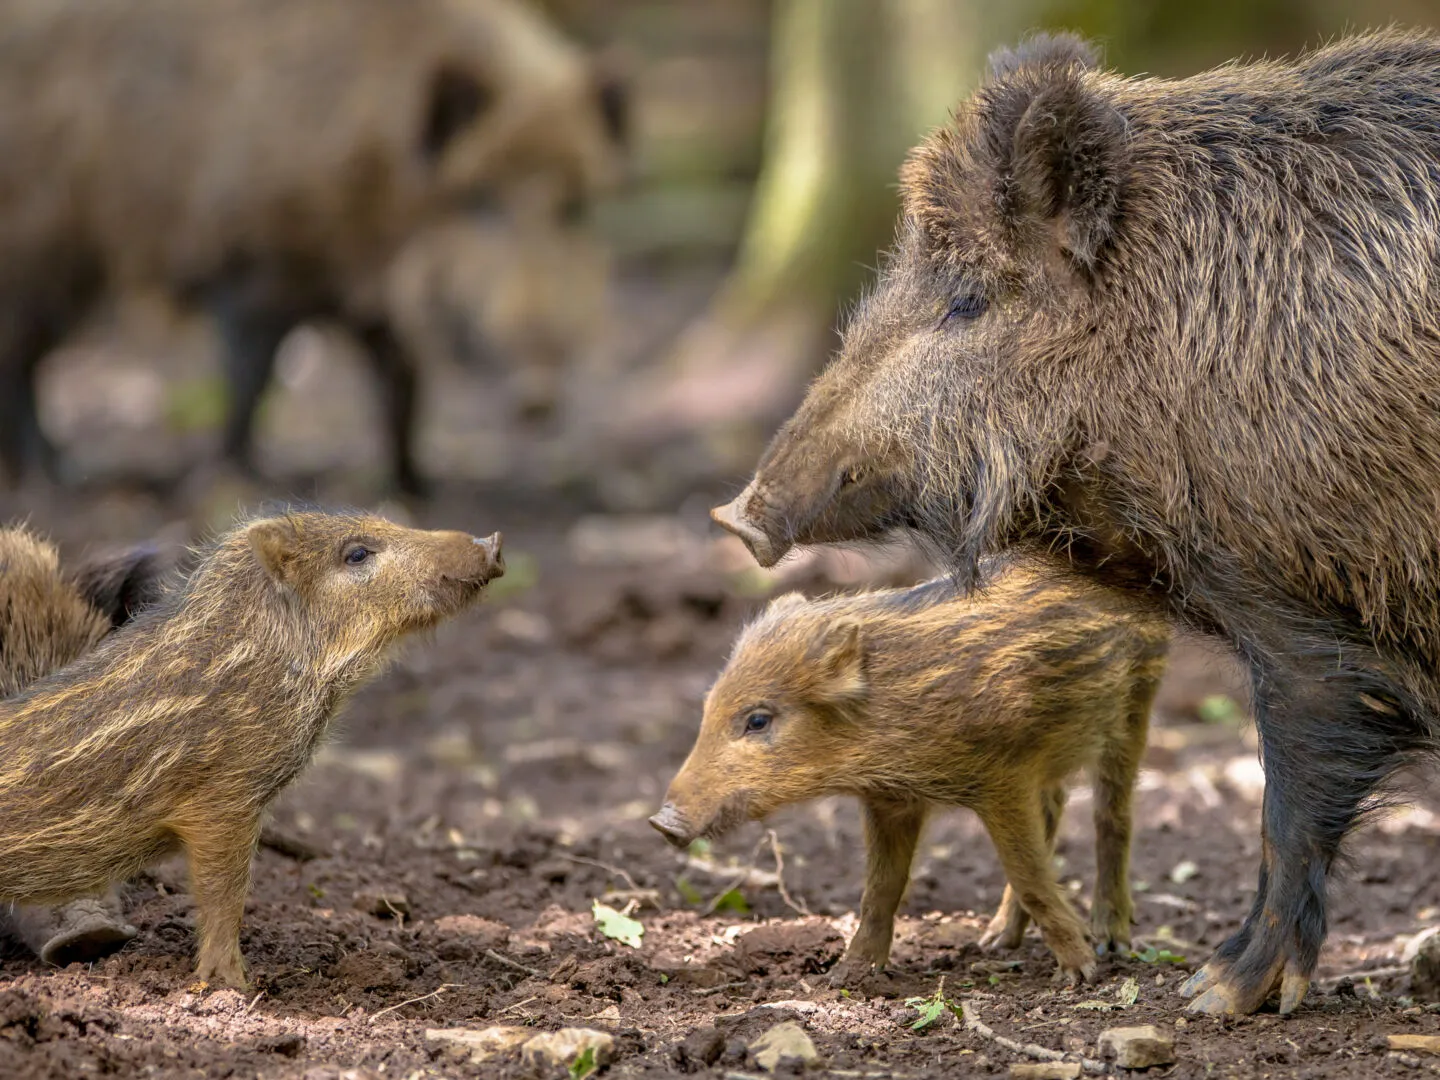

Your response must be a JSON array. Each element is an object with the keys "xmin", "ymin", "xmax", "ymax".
[
  {"xmin": 1089, "ymin": 912, "xmax": 1132, "ymax": 957},
  {"xmin": 1051, "ymin": 957, "xmax": 1098, "ymax": 987},
  {"xmin": 978, "ymin": 917, "xmax": 1025, "ymax": 952},
  {"xmin": 195, "ymin": 952, "xmax": 249, "ymax": 992}
]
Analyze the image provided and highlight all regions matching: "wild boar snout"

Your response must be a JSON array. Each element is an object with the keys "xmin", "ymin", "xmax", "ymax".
[
  {"xmin": 648, "ymin": 803, "xmax": 694, "ymax": 848},
  {"xmin": 710, "ymin": 495, "xmax": 790, "ymax": 568}
]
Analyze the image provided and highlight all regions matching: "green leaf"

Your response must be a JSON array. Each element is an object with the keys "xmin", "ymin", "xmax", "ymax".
[
  {"xmin": 910, "ymin": 997, "xmax": 947, "ymax": 1030},
  {"xmin": 569, "ymin": 1045, "xmax": 598, "ymax": 1080},
  {"xmin": 687, "ymin": 838, "xmax": 712, "ymax": 858},
  {"xmin": 675, "ymin": 876, "xmax": 702, "ymax": 905},
  {"xmin": 592, "ymin": 900, "xmax": 644, "ymax": 948},
  {"xmin": 712, "ymin": 888, "xmax": 750, "ymax": 914},
  {"xmin": 903, "ymin": 980, "xmax": 960, "ymax": 1031},
  {"xmin": 1118, "ymin": 976, "xmax": 1140, "ymax": 1005},
  {"xmin": 1131, "ymin": 945, "xmax": 1186, "ymax": 965}
]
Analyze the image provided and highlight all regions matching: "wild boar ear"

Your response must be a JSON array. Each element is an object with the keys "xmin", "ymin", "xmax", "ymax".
[
  {"xmin": 69, "ymin": 543, "xmax": 173, "ymax": 628},
  {"xmin": 1000, "ymin": 42, "xmax": 1126, "ymax": 268},
  {"xmin": 247, "ymin": 518, "xmax": 300, "ymax": 585},
  {"xmin": 421, "ymin": 63, "xmax": 497, "ymax": 161},
  {"xmin": 813, "ymin": 618, "xmax": 867, "ymax": 703}
]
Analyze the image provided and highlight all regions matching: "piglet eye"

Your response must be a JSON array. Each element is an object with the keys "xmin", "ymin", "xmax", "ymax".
[
  {"xmin": 344, "ymin": 546, "xmax": 371, "ymax": 566},
  {"xmin": 744, "ymin": 711, "xmax": 772, "ymax": 734},
  {"xmin": 944, "ymin": 294, "xmax": 988, "ymax": 322}
]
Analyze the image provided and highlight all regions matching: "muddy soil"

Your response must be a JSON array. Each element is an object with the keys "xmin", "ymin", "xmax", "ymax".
[{"xmin": 4, "ymin": 280, "xmax": 1440, "ymax": 1080}]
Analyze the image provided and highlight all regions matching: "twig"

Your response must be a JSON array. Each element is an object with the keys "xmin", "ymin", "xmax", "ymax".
[
  {"xmin": 501, "ymin": 995, "xmax": 539, "ymax": 1014},
  {"xmin": 369, "ymin": 983, "xmax": 459, "ymax": 1023},
  {"xmin": 557, "ymin": 852, "xmax": 639, "ymax": 891},
  {"xmin": 688, "ymin": 981, "xmax": 748, "ymax": 995},
  {"xmin": 766, "ymin": 829, "xmax": 810, "ymax": 917},
  {"xmin": 960, "ymin": 1000, "xmax": 1106, "ymax": 1075},
  {"xmin": 484, "ymin": 948, "xmax": 546, "ymax": 980},
  {"xmin": 1315, "ymin": 964, "xmax": 1410, "ymax": 986},
  {"xmin": 243, "ymin": 991, "xmax": 265, "ymax": 1015}
]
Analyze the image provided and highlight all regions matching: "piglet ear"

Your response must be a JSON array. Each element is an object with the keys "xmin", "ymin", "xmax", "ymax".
[
  {"xmin": 766, "ymin": 591, "xmax": 810, "ymax": 618},
  {"xmin": 247, "ymin": 518, "xmax": 300, "ymax": 585},
  {"xmin": 812, "ymin": 618, "xmax": 867, "ymax": 703}
]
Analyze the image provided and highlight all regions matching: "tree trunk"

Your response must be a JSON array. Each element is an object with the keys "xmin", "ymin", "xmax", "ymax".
[{"xmin": 608, "ymin": 0, "xmax": 1042, "ymax": 487}]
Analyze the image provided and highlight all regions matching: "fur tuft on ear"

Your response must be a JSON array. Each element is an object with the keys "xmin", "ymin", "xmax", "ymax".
[
  {"xmin": 1004, "ymin": 67, "xmax": 1127, "ymax": 267},
  {"xmin": 986, "ymin": 32, "xmax": 1101, "ymax": 82},
  {"xmin": 247, "ymin": 518, "xmax": 300, "ymax": 585},
  {"xmin": 70, "ymin": 544, "xmax": 173, "ymax": 628},
  {"xmin": 900, "ymin": 32, "xmax": 1125, "ymax": 271},
  {"xmin": 811, "ymin": 618, "xmax": 867, "ymax": 703}
]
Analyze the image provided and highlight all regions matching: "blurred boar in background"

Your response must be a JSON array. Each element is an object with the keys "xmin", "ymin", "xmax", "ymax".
[
  {"xmin": 385, "ymin": 210, "xmax": 613, "ymax": 423},
  {"xmin": 0, "ymin": 0, "xmax": 628, "ymax": 495}
]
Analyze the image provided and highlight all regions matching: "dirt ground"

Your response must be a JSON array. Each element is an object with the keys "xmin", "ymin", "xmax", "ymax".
[{"xmin": 4, "ymin": 277, "xmax": 1440, "ymax": 1080}]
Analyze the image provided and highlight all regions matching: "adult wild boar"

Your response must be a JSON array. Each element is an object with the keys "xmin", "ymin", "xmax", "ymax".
[
  {"xmin": 712, "ymin": 30, "xmax": 1440, "ymax": 1016},
  {"xmin": 0, "ymin": 0, "xmax": 626, "ymax": 494}
]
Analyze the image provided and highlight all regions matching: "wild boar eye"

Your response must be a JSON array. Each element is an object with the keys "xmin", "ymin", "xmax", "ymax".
[
  {"xmin": 344, "ymin": 545, "xmax": 371, "ymax": 566},
  {"xmin": 744, "ymin": 711, "xmax": 773, "ymax": 734},
  {"xmin": 943, "ymin": 293, "xmax": 988, "ymax": 323}
]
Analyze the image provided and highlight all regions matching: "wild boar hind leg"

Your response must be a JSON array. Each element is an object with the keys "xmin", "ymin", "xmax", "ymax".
[
  {"xmin": 1090, "ymin": 690, "xmax": 1152, "ymax": 956},
  {"xmin": 827, "ymin": 795, "xmax": 925, "ymax": 988},
  {"xmin": 980, "ymin": 783, "xmax": 1066, "ymax": 951},
  {"xmin": 978, "ymin": 791, "xmax": 1095, "ymax": 985}
]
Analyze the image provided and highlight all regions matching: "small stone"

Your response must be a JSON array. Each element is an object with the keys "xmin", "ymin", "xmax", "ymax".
[
  {"xmin": 1009, "ymin": 1064, "xmax": 1082, "ymax": 1079},
  {"xmin": 434, "ymin": 914, "xmax": 509, "ymax": 947},
  {"xmin": 521, "ymin": 1028, "xmax": 616, "ymax": 1073},
  {"xmin": 674, "ymin": 1026, "xmax": 725, "ymax": 1071},
  {"xmin": 425, "ymin": 1025, "xmax": 532, "ymax": 1063},
  {"xmin": 1098, "ymin": 1025, "xmax": 1175, "ymax": 1069},
  {"xmin": 749, "ymin": 1020, "xmax": 819, "ymax": 1072},
  {"xmin": 1389, "ymin": 1034, "xmax": 1440, "ymax": 1056},
  {"xmin": 353, "ymin": 889, "xmax": 410, "ymax": 919}
]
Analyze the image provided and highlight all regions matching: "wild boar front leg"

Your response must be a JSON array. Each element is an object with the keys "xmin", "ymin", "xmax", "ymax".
[
  {"xmin": 173, "ymin": 809, "xmax": 263, "ymax": 989},
  {"xmin": 981, "ymin": 783, "xmax": 1066, "ymax": 951},
  {"xmin": 978, "ymin": 792, "xmax": 1095, "ymax": 985},
  {"xmin": 828, "ymin": 795, "xmax": 925, "ymax": 987}
]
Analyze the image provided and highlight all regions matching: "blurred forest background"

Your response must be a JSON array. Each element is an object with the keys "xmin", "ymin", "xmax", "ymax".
[
  {"xmin": 565, "ymin": 0, "xmax": 1440, "ymax": 499},
  {"xmin": 11, "ymin": 0, "xmax": 1440, "ymax": 517}
]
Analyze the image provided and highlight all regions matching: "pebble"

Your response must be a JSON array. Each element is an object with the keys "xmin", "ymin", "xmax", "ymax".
[
  {"xmin": 1098, "ymin": 1024, "xmax": 1176, "ymax": 1069},
  {"xmin": 748, "ymin": 1020, "xmax": 818, "ymax": 1072}
]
